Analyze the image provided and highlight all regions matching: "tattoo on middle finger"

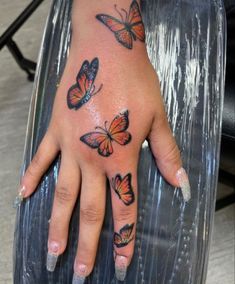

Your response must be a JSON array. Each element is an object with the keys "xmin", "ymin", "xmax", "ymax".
[
  {"xmin": 111, "ymin": 173, "xmax": 135, "ymax": 206},
  {"xmin": 114, "ymin": 223, "xmax": 135, "ymax": 248}
]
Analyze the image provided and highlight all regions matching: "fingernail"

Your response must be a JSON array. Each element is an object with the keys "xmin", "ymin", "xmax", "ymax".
[
  {"xmin": 176, "ymin": 168, "xmax": 191, "ymax": 202},
  {"xmin": 72, "ymin": 264, "xmax": 87, "ymax": 284},
  {"xmin": 13, "ymin": 186, "xmax": 26, "ymax": 208},
  {"xmin": 72, "ymin": 274, "xmax": 85, "ymax": 284},
  {"xmin": 115, "ymin": 255, "xmax": 128, "ymax": 281},
  {"xmin": 47, "ymin": 241, "xmax": 59, "ymax": 272}
]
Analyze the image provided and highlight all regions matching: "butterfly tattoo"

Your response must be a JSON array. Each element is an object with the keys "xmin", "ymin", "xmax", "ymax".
[
  {"xmin": 96, "ymin": 0, "xmax": 145, "ymax": 49},
  {"xmin": 67, "ymin": 58, "xmax": 103, "ymax": 110},
  {"xmin": 114, "ymin": 223, "xmax": 135, "ymax": 248},
  {"xmin": 80, "ymin": 110, "xmax": 131, "ymax": 157},
  {"xmin": 111, "ymin": 173, "xmax": 135, "ymax": 206}
]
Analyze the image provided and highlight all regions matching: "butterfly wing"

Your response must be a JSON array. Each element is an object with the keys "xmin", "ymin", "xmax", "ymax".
[
  {"xmin": 76, "ymin": 60, "xmax": 89, "ymax": 95},
  {"xmin": 80, "ymin": 131, "xmax": 113, "ymax": 157},
  {"xmin": 114, "ymin": 29, "xmax": 133, "ymax": 49},
  {"xmin": 80, "ymin": 132, "xmax": 107, "ymax": 149},
  {"xmin": 128, "ymin": 1, "xmax": 145, "ymax": 42},
  {"xmin": 67, "ymin": 59, "xmax": 100, "ymax": 109},
  {"xmin": 67, "ymin": 84, "xmax": 85, "ymax": 109},
  {"xmin": 112, "ymin": 174, "xmax": 135, "ymax": 205},
  {"xmin": 108, "ymin": 110, "xmax": 132, "ymax": 145},
  {"xmin": 96, "ymin": 14, "xmax": 125, "ymax": 32},
  {"xmin": 96, "ymin": 14, "xmax": 133, "ymax": 49},
  {"xmin": 120, "ymin": 223, "xmax": 134, "ymax": 241},
  {"xmin": 85, "ymin": 58, "xmax": 99, "ymax": 90},
  {"xmin": 113, "ymin": 232, "xmax": 123, "ymax": 247},
  {"xmin": 112, "ymin": 175, "xmax": 122, "ymax": 189},
  {"xmin": 98, "ymin": 136, "xmax": 113, "ymax": 157},
  {"xmin": 67, "ymin": 60, "xmax": 89, "ymax": 109},
  {"xmin": 76, "ymin": 58, "xmax": 100, "ymax": 96},
  {"xmin": 114, "ymin": 223, "xmax": 134, "ymax": 248}
]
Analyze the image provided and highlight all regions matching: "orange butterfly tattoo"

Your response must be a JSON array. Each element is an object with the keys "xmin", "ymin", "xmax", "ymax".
[
  {"xmin": 96, "ymin": 0, "xmax": 145, "ymax": 49},
  {"xmin": 111, "ymin": 173, "xmax": 135, "ymax": 206},
  {"xmin": 80, "ymin": 110, "xmax": 131, "ymax": 157},
  {"xmin": 67, "ymin": 58, "xmax": 103, "ymax": 110},
  {"xmin": 114, "ymin": 223, "xmax": 135, "ymax": 248}
]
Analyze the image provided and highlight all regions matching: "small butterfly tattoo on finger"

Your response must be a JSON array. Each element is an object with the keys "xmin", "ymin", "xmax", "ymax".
[
  {"xmin": 80, "ymin": 110, "xmax": 132, "ymax": 157},
  {"xmin": 67, "ymin": 57, "xmax": 103, "ymax": 110},
  {"xmin": 96, "ymin": 0, "xmax": 145, "ymax": 49},
  {"xmin": 114, "ymin": 223, "xmax": 135, "ymax": 248},
  {"xmin": 111, "ymin": 173, "xmax": 135, "ymax": 206}
]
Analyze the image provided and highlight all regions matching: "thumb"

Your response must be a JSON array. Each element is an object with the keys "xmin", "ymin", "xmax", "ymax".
[{"xmin": 148, "ymin": 112, "xmax": 191, "ymax": 202}]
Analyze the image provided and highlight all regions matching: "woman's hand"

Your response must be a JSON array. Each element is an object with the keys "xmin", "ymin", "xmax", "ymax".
[{"xmin": 17, "ymin": 0, "xmax": 190, "ymax": 282}]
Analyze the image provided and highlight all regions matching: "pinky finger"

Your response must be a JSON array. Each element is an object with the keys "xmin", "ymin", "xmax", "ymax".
[{"xmin": 16, "ymin": 132, "xmax": 59, "ymax": 203}]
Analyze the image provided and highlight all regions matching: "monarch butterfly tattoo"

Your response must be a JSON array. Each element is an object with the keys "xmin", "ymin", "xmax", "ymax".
[
  {"xmin": 114, "ymin": 223, "xmax": 135, "ymax": 248},
  {"xmin": 80, "ymin": 110, "xmax": 131, "ymax": 157},
  {"xmin": 111, "ymin": 173, "xmax": 135, "ymax": 206},
  {"xmin": 96, "ymin": 0, "xmax": 145, "ymax": 49},
  {"xmin": 67, "ymin": 58, "xmax": 103, "ymax": 110}
]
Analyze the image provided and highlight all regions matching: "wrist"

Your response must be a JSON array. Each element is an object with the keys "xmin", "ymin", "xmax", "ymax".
[{"xmin": 70, "ymin": 0, "xmax": 146, "ymax": 57}]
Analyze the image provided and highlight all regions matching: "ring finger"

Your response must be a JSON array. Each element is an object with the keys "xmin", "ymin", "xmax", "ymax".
[{"xmin": 107, "ymin": 158, "xmax": 138, "ymax": 281}]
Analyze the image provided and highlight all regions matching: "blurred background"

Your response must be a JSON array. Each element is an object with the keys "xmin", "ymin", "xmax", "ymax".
[{"xmin": 0, "ymin": 1, "xmax": 234, "ymax": 283}]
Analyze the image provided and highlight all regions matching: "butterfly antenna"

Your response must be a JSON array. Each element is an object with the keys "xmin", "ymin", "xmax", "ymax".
[
  {"xmin": 104, "ymin": 121, "xmax": 108, "ymax": 131},
  {"xmin": 95, "ymin": 126, "xmax": 105, "ymax": 132},
  {"xmin": 92, "ymin": 83, "xmax": 103, "ymax": 96},
  {"xmin": 121, "ymin": 8, "xmax": 128, "ymax": 22},
  {"xmin": 114, "ymin": 4, "xmax": 124, "ymax": 22}
]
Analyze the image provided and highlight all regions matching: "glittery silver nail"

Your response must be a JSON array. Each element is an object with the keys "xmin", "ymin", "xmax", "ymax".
[
  {"xmin": 13, "ymin": 186, "xmax": 26, "ymax": 208},
  {"xmin": 176, "ymin": 168, "xmax": 191, "ymax": 202},
  {"xmin": 72, "ymin": 273, "xmax": 86, "ymax": 284},
  {"xmin": 46, "ymin": 253, "xmax": 58, "ymax": 272},
  {"xmin": 115, "ymin": 255, "xmax": 128, "ymax": 281}
]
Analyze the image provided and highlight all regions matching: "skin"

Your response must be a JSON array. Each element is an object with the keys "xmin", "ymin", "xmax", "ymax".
[{"xmin": 19, "ymin": 0, "xmax": 183, "ymax": 279}]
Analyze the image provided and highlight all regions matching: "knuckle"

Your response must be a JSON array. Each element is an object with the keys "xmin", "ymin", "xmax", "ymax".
[
  {"xmin": 32, "ymin": 151, "xmax": 43, "ymax": 168},
  {"xmin": 155, "ymin": 112, "xmax": 168, "ymax": 129},
  {"xmin": 80, "ymin": 205, "xmax": 104, "ymax": 225},
  {"xmin": 25, "ymin": 166, "xmax": 36, "ymax": 179},
  {"xmin": 25, "ymin": 164, "xmax": 39, "ymax": 180},
  {"xmin": 55, "ymin": 186, "xmax": 74, "ymax": 204},
  {"xmin": 114, "ymin": 208, "xmax": 135, "ymax": 223},
  {"xmin": 164, "ymin": 143, "xmax": 181, "ymax": 163},
  {"xmin": 26, "ymin": 153, "xmax": 43, "ymax": 178}
]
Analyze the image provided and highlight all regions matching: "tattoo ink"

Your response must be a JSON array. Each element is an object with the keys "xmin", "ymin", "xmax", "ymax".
[
  {"xmin": 80, "ymin": 110, "xmax": 131, "ymax": 157},
  {"xmin": 111, "ymin": 173, "xmax": 135, "ymax": 205},
  {"xmin": 114, "ymin": 223, "xmax": 135, "ymax": 248},
  {"xmin": 67, "ymin": 58, "xmax": 103, "ymax": 110},
  {"xmin": 96, "ymin": 0, "xmax": 145, "ymax": 49}
]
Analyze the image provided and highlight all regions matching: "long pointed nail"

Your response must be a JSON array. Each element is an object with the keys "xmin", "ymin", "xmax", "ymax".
[
  {"xmin": 47, "ymin": 242, "xmax": 59, "ymax": 272},
  {"xmin": 72, "ymin": 274, "xmax": 85, "ymax": 284},
  {"xmin": 115, "ymin": 255, "xmax": 128, "ymax": 281},
  {"xmin": 13, "ymin": 186, "xmax": 26, "ymax": 208},
  {"xmin": 73, "ymin": 264, "xmax": 87, "ymax": 284},
  {"xmin": 176, "ymin": 168, "xmax": 191, "ymax": 202}
]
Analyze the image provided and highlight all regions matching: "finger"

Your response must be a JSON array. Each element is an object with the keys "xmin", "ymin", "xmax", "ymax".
[
  {"xmin": 73, "ymin": 167, "xmax": 106, "ymax": 283},
  {"xmin": 20, "ymin": 132, "xmax": 59, "ymax": 199},
  {"xmin": 47, "ymin": 153, "xmax": 80, "ymax": 272},
  {"xmin": 148, "ymin": 107, "xmax": 191, "ymax": 201},
  {"xmin": 107, "ymin": 159, "xmax": 137, "ymax": 281}
]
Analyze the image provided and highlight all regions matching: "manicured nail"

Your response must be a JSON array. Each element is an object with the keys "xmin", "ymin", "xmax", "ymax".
[
  {"xmin": 176, "ymin": 168, "xmax": 191, "ymax": 202},
  {"xmin": 72, "ymin": 274, "xmax": 85, "ymax": 284},
  {"xmin": 13, "ymin": 186, "xmax": 26, "ymax": 208},
  {"xmin": 72, "ymin": 264, "xmax": 87, "ymax": 284},
  {"xmin": 47, "ymin": 242, "xmax": 59, "ymax": 272},
  {"xmin": 115, "ymin": 255, "xmax": 128, "ymax": 281}
]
